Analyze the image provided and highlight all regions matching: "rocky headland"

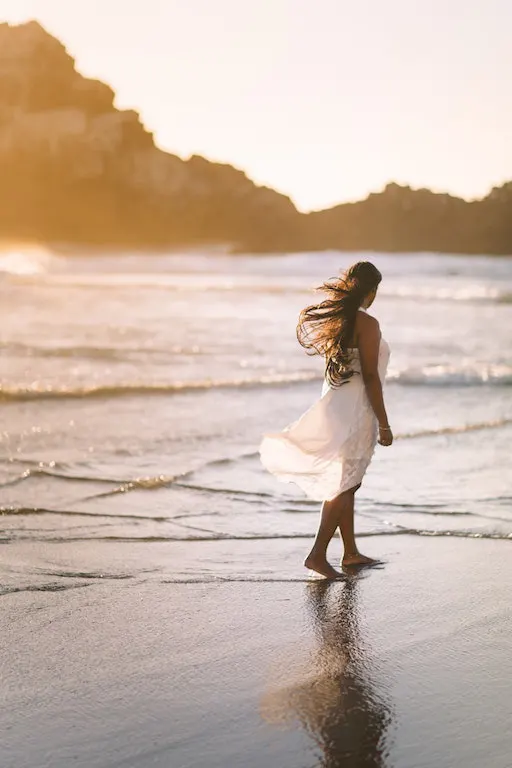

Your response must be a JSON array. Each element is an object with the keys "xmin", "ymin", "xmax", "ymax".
[{"xmin": 1, "ymin": 21, "xmax": 511, "ymax": 255}]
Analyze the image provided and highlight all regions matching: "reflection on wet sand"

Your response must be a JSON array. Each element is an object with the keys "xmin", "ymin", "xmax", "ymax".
[{"xmin": 261, "ymin": 575, "xmax": 394, "ymax": 767}]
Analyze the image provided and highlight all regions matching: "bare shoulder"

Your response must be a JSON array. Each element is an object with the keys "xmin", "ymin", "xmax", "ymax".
[{"xmin": 356, "ymin": 310, "xmax": 380, "ymax": 338}]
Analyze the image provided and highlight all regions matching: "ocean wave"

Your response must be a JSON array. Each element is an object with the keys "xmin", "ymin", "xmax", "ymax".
[
  {"xmin": 0, "ymin": 460, "xmax": 209, "ymax": 491},
  {"xmin": 0, "ymin": 505, "xmax": 169, "ymax": 522},
  {"xmin": 13, "ymin": 271, "xmax": 512, "ymax": 304},
  {"xmin": 388, "ymin": 527, "xmax": 512, "ymax": 540},
  {"xmin": 16, "ymin": 273, "xmax": 311, "ymax": 294},
  {"xmin": 0, "ymin": 371, "xmax": 322, "ymax": 401},
  {"xmin": 0, "ymin": 465, "xmax": 123, "ymax": 488},
  {"xmin": 161, "ymin": 577, "xmax": 321, "ymax": 583},
  {"xmin": 388, "ymin": 364, "xmax": 512, "ymax": 387},
  {"xmin": 84, "ymin": 474, "xmax": 183, "ymax": 500},
  {"xmin": 396, "ymin": 417, "xmax": 512, "ymax": 438},
  {"xmin": 379, "ymin": 285, "xmax": 512, "ymax": 304},
  {"xmin": 2, "ymin": 362, "xmax": 511, "ymax": 402},
  {"xmin": 5, "ymin": 528, "xmax": 509, "ymax": 544},
  {"xmin": 3, "ymin": 414, "xmax": 508, "ymax": 501},
  {"xmin": 0, "ymin": 341, "xmax": 206, "ymax": 361},
  {"xmin": 0, "ymin": 248, "xmax": 57, "ymax": 276}
]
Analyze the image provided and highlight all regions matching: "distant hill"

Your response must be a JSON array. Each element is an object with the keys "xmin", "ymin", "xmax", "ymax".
[
  {"xmin": 302, "ymin": 183, "xmax": 512, "ymax": 255},
  {"xmin": 0, "ymin": 21, "xmax": 511, "ymax": 255}
]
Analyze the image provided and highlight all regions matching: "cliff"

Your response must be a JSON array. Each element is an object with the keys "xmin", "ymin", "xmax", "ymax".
[
  {"xmin": 0, "ymin": 21, "xmax": 299, "ymax": 251},
  {"xmin": 303, "ymin": 183, "xmax": 512, "ymax": 255},
  {"xmin": 0, "ymin": 21, "xmax": 511, "ymax": 255}
]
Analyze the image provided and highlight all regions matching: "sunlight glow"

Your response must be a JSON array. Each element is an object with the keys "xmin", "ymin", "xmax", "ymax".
[{"xmin": 1, "ymin": 0, "xmax": 511, "ymax": 210}]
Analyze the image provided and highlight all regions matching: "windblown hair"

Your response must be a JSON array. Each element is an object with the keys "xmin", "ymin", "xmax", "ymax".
[{"xmin": 296, "ymin": 261, "xmax": 382, "ymax": 387}]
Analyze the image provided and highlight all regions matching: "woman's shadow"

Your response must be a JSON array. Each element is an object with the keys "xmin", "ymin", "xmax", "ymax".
[{"xmin": 261, "ymin": 574, "xmax": 394, "ymax": 767}]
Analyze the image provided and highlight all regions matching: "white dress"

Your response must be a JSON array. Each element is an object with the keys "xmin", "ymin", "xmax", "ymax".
[{"xmin": 259, "ymin": 333, "xmax": 390, "ymax": 501}]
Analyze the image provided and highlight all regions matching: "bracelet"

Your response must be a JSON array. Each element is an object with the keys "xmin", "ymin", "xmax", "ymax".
[{"xmin": 379, "ymin": 425, "xmax": 392, "ymax": 431}]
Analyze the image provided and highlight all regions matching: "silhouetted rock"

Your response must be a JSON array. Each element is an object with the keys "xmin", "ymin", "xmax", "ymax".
[
  {"xmin": 0, "ymin": 21, "xmax": 510, "ymax": 254},
  {"xmin": 302, "ymin": 183, "xmax": 512, "ymax": 255},
  {"xmin": 0, "ymin": 21, "xmax": 299, "ymax": 249}
]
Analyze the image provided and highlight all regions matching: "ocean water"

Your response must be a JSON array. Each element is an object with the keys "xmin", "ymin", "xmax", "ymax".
[{"xmin": 1, "ymin": 248, "xmax": 511, "ymax": 588}]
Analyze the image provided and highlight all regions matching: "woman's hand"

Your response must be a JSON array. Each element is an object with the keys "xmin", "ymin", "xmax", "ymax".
[{"xmin": 378, "ymin": 425, "xmax": 393, "ymax": 446}]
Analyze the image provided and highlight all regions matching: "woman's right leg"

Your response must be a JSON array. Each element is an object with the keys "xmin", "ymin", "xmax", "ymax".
[{"xmin": 304, "ymin": 496, "xmax": 344, "ymax": 578}]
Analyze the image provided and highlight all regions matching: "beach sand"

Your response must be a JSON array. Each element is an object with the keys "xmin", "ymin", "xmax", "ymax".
[{"xmin": 2, "ymin": 534, "xmax": 511, "ymax": 768}]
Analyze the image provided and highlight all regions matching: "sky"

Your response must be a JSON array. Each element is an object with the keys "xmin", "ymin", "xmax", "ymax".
[{"xmin": 1, "ymin": 0, "xmax": 511, "ymax": 211}]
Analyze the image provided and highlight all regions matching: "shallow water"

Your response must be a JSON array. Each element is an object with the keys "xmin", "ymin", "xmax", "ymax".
[{"xmin": 1, "ymin": 248, "xmax": 511, "ymax": 587}]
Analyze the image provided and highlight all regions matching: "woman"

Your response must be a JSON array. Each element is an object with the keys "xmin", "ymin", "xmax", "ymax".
[{"xmin": 259, "ymin": 261, "xmax": 393, "ymax": 579}]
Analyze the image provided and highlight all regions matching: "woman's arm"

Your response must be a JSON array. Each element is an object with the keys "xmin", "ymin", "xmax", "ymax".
[{"xmin": 356, "ymin": 312, "xmax": 393, "ymax": 446}]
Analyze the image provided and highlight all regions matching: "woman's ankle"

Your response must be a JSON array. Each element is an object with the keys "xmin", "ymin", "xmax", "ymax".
[{"xmin": 306, "ymin": 549, "xmax": 327, "ymax": 560}]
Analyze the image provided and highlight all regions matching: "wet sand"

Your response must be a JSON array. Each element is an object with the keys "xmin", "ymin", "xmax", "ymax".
[{"xmin": 2, "ymin": 534, "xmax": 512, "ymax": 768}]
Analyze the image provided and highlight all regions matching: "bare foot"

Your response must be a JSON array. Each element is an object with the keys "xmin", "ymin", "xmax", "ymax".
[
  {"xmin": 342, "ymin": 553, "xmax": 379, "ymax": 567},
  {"xmin": 304, "ymin": 555, "xmax": 342, "ymax": 579}
]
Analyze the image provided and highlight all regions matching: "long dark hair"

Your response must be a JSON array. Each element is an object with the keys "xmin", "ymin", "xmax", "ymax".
[{"xmin": 296, "ymin": 261, "xmax": 382, "ymax": 387}]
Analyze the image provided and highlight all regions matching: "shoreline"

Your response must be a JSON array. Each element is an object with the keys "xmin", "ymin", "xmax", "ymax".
[{"xmin": 2, "ymin": 534, "xmax": 511, "ymax": 767}]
